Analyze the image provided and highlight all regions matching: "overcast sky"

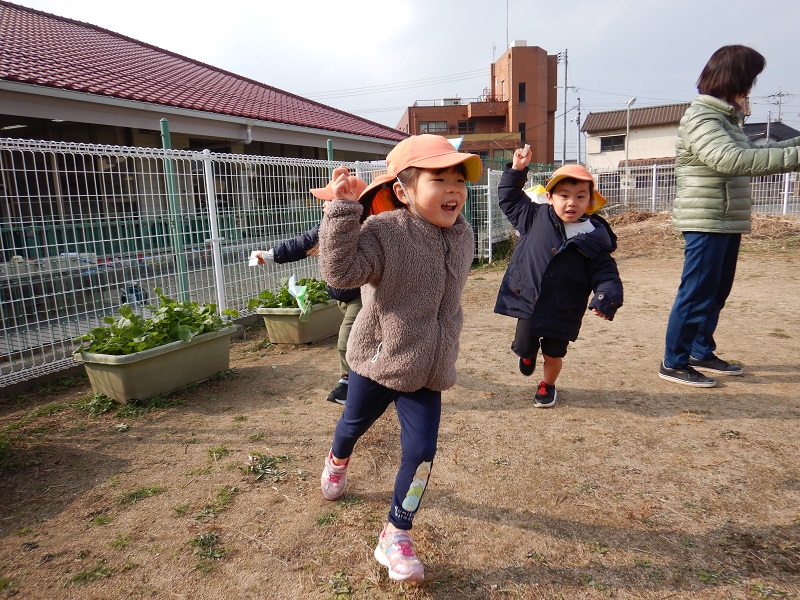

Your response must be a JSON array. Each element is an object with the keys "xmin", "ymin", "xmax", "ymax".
[{"xmin": 15, "ymin": 0, "xmax": 800, "ymax": 160}]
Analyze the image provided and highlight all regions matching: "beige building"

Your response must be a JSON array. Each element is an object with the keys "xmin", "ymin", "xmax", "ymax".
[{"xmin": 581, "ymin": 103, "xmax": 690, "ymax": 172}]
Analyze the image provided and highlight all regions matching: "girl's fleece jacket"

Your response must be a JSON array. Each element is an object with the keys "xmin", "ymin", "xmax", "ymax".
[{"xmin": 319, "ymin": 200, "xmax": 474, "ymax": 393}]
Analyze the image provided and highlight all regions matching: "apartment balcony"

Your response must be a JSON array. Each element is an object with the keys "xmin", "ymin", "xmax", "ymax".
[{"xmin": 468, "ymin": 100, "xmax": 507, "ymax": 119}]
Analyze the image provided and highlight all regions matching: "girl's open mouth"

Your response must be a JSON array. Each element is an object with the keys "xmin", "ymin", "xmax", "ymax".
[{"xmin": 443, "ymin": 201, "xmax": 458, "ymax": 212}]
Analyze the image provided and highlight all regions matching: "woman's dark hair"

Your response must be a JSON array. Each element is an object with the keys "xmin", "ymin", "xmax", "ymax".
[{"xmin": 697, "ymin": 45, "xmax": 766, "ymax": 102}]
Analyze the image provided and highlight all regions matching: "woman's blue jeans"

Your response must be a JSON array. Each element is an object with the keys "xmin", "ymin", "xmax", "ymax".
[{"xmin": 663, "ymin": 232, "xmax": 741, "ymax": 369}]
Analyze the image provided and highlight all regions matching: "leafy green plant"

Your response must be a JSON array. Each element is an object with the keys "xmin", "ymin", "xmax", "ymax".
[
  {"xmin": 67, "ymin": 560, "xmax": 113, "ymax": 585},
  {"xmin": 76, "ymin": 288, "xmax": 238, "ymax": 355},
  {"xmin": 195, "ymin": 486, "xmax": 239, "ymax": 521},
  {"xmin": 189, "ymin": 532, "xmax": 226, "ymax": 559},
  {"xmin": 316, "ymin": 511, "xmax": 337, "ymax": 526},
  {"xmin": 117, "ymin": 486, "xmax": 165, "ymax": 505},
  {"xmin": 247, "ymin": 277, "xmax": 330, "ymax": 310},
  {"xmin": 115, "ymin": 395, "xmax": 183, "ymax": 418},
  {"xmin": 697, "ymin": 570, "xmax": 721, "ymax": 584},
  {"xmin": 111, "ymin": 534, "xmax": 130, "ymax": 549},
  {"xmin": 322, "ymin": 570, "xmax": 353, "ymax": 599},
  {"xmin": 244, "ymin": 452, "xmax": 289, "ymax": 482},
  {"xmin": 207, "ymin": 446, "xmax": 229, "ymax": 461},
  {"xmin": 76, "ymin": 394, "xmax": 116, "ymax": 416}
]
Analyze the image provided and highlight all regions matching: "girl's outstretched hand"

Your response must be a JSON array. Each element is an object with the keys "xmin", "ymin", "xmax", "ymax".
[{"xmin": 331, "ymin": 166, "xmax": 358, "ymax": 202}]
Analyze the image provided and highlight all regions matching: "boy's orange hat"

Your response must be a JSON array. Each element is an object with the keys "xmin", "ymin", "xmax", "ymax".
[
  {"xmin": 545, "ymin": 164, "xmax": 607, "ymax": 215},
  {"xmin": 359, "ymin": 134, "xmax": 482, "ymax": 216},
  {"xmin": 310, "ymin": 175, "xmax": 367, "ymax": 201}
]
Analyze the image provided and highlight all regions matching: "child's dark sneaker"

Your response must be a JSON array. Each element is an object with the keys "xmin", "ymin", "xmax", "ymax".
[
  {"xmin": 688, "ymin": 355, "xmax": 743, "ymax": 376},
  {"xmin": 320, "ymin": 450, "xmax": 349, "ymax": 500},
  {"xmin": 326, "ymin": 378, "xmax": 348, "ymax": 404},
  {"xmin": 534, "ymin": 381, "xmax": 557, "ymax": 408},
  {"xmin": 373, "ymin": 524, "xmax": 424, "ymax": 582},
  {"xmin": 518, "ymin": 356, "xmax": 536, "ymax": 376},
  {"xmin": 659, "ymin": 361, "xmax": 717, "ymax": 387}
]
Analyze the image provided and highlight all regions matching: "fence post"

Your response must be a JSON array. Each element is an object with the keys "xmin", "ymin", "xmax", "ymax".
[
  {"xmin": 487, "ymin": 171, "xmax": 493, "ymax": 263},
  {"xmin": 202, "ymin": 150, "xmax": 228, "ymax": 314},
  {"xmin": 159, "ymin": 118, "xmax": 190, "ymax": 301},
  {"xmin": 651, "ymin": 164, "xmax": 658, "ymax": 212},
  {"xmin": 782, "ymin": 172, "xmax": 791, "ymax": 214}
]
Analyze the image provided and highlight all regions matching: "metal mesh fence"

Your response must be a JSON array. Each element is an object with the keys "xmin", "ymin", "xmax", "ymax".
[
  {"xmin": 1, "ymin": 137, "xmax": 798, "ymax": 386},
  {"xmin": 0, "ymin": 138, "xmax": 387, "ymax": 385}
]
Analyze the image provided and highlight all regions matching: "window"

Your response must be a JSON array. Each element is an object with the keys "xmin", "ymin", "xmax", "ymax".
[
  {"xmin": 600, "ymin": 135, "xmax": 625, "ymax": 152},
  {"xmin": 457, "ymin": 121, "xmax": 475, "ymax": 134},
  {"xmin": 419, "ymin": 121, "xmax": 448, "ymax": 134},
  {"xmin": 518, "ymin": 122, "xmax": 526, "ymax": 145},
  {"xmin": 518, "ymin": 82, "xmax": 526, "ymax": 103}
]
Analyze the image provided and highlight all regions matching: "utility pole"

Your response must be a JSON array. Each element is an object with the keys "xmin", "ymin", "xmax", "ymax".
[
  {"xmin": 559, "ymin": 49, "xmax": 568, "ymax": 166},
  {"xmin": 766, "ymin": 88, "xmax": 792, "ymax": 122},
  {"xmin": 767, "ymin": 110, "xmax": 771, "ymax": 141},
  {"xmin": 576, "ymin": 97, "xmax": 581, "ymax": 165}
]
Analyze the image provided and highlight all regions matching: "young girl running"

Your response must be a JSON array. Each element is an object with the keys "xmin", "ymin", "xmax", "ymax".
[{"xmin": 317, "ymin": 134, "xmax": 481, "ymax": 582}]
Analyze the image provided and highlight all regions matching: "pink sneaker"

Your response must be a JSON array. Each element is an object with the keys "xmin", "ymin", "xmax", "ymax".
[
  {"xmin": 373, "ymin": 524, "xmax": 424, "ymax": 582},
  {"xmin": 320, "ymin": 450, "xmax": 349, "ymax": 500}
]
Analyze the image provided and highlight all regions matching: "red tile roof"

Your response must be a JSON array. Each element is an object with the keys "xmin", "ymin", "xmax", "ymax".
[
  {"xmin": 581, "ymin": 102, "xmax": 691, "ymax": 133},
  {"xmin": 0, "ymin": 1, "xmax": 407, "ymax": 142}
]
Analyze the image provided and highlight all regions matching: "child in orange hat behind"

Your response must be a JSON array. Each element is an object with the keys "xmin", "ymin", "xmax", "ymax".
[
  {"xmin": 317, "ymin": 135, "xmax": 481, "ymax": 582},
  {"xmin": 249, "ymin": 176, "xmax": 367, "ymax": 405},
  {"xmin": 494, "ymin": 147, "xmax": 623, "ymax": 408}
]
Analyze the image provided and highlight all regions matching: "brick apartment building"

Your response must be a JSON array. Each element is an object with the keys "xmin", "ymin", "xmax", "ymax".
[{"xmin": 396, "ymin": 41, "xmax": 558, "ymax": 167}]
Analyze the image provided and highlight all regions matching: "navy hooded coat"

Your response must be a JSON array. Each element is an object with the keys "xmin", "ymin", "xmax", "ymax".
[{"xmin": 494, "ymin": 165, "xmax": 623, "ymax": 341}]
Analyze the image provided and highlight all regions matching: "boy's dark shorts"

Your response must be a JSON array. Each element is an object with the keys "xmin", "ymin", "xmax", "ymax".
[{"xmin": 512, "ymin": 318, "xmax": 569, "ymax": 358}]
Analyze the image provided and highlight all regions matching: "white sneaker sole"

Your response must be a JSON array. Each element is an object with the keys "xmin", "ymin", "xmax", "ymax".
[
  {"xmin": 373, "ymin": 545, "xmax": 424, "ymax": 582},
  {"xmin": 534, "ymin": 388, "xmax": 557, "ymax": 408}
]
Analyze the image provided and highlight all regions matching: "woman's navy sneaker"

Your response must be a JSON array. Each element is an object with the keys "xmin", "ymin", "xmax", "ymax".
[
  {"xmin": 658, "ymin": 362, "xmax": 717, "ymax": 387},
  {"xmin": 688, "ymin": 355, "xmax": 743, "ymax": 375}
]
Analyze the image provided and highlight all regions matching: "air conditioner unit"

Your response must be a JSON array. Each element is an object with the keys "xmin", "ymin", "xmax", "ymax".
[{"xmin": 443, "ymin": 98, "xmax": 461, "ymax": 106}]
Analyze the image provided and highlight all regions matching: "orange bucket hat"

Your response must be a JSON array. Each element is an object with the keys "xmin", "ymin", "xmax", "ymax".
[
  {"xmin": 359, "ymin": 134, "xmax": 482, "ymax": 216},
  {"xmin": 545, "ymin": 164, "xmax": 607, "ymax": 215},
  {"xmin": 310, "ymin": 175, "xmax": 367, "ymax": 201}
]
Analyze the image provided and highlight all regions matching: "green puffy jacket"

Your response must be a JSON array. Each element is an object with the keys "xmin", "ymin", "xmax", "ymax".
[{"xmin": 673, "ymin": 94, "xmax": 800, "ymax": 233}]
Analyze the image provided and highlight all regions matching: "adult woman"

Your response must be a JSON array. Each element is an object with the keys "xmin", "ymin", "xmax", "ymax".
[{"xmin": 659, "ymin": 45, "xmax": 800, "ymax": 387}]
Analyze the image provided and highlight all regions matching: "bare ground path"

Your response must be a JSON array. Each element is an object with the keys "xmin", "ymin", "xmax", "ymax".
[{"xmin": 0, "ymin": 217, "xmax": 798, "ymax": 599}]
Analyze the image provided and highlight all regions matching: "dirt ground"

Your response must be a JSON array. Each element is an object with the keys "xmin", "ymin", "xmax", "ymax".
[{"xmin": 1, "ymin": 213, "xmax": 799, "ymax": 599}]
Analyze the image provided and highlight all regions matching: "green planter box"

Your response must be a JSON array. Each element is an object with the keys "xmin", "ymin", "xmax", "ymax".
[
  {"xmin": 257, "ymin": 301, "xmax": 342, "ymax": 344},
  {"xmin": 73, "ymin": 325, "xmax": 239, "ymax": 402}
]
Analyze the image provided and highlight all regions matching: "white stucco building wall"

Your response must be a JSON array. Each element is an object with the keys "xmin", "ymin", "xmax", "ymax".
[{"xmin": 584, "ymin": 124, "xmax": 680, "ymax": 171}]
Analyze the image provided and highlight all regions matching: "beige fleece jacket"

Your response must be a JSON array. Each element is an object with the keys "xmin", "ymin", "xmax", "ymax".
[{"xmin": 319, "ymin": 201, "xmax": 474, "ymax": 392}]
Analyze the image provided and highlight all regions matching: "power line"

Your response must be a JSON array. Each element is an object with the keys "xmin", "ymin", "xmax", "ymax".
[{"xmin": 304, "ymin": 55, "xmax": 556, "ymax": 101}]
